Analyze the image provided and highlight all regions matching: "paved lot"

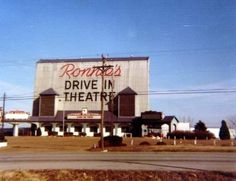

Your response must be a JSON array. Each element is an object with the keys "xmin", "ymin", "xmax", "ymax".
[{"xmin": 0, "ymin": 152, "xmax": 235, "ymax": 171}]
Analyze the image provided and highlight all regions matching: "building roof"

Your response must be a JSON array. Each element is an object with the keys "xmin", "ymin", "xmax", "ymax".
[
  {"xmin": 37, "ymin": 56, "xmax": 149, "ymax": 63},
  {"xmin": 141, "ymin": 111, "xmax": 163, "ymax": 120},
  {"xmin": 6, "ymin": 111, "xmax": 178, "ymax": 125},
  {"xmin": 28, "ymin": 110, "xmax": 133, "ymax": 124},
  {"xmin": 6, "ymin": 110, "xmax": 30, "ymax": 114},
  {"xmin": 40, "ymin": 88, "xmax": 59, "ymax": 96},
  {"xmin": 138, "ymin": 115, "xmax": 179, "ymax": 125},
  {"xmin": 118, "ymin": 87, "xmax": 137, "ymax": 95},
  {"xmin": 162, "ymin": 116, "xmax": 179, "ymax": 123}
]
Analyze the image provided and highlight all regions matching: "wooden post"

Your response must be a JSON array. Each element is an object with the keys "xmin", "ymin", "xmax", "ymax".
[
  {"xmin": 100, "ymin": 57, "xmax": 105, "ymax": 151},
  {"xmin": 93, "ymin": 55, "xmax": 114, "ymax": 151},
  {"xmin": 1, "ymin": 93, "xmax": 6, "ymax": 139},
  {"xmin": 173, "ymin": 136, "xmax": 176, "ymax": 145},
  {"xmin": 110, "ymin": 73, "xmax": 115, "ymax": 136}
]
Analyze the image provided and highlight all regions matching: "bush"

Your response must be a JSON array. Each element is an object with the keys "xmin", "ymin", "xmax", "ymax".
[
  {"xmin": 194, "ymin": 131, "xmax": 215, "ymax": 139},
  {"xmin": 147, "ymin": 132, "xmax": 161, "ymax": 137},
  {"xmin": 64, "ymin": 132, "xmax": 73, "ymax": 136},
  {"xmin": 219, "ymin": 120, "xmax": 230, "ymax": 140},
  {"xmin": 94, "ymin": 133, "xmax": 101, "ymax": 137},
  {"xmin": 36, "ymin": 128, "xmax": 42, "ymax": 136},
  {"xmin": 139, "ymin": 141, "xmax": 151, "ymax": 146},
  {"xmin": 167, "ymin": 131, "xmax": 193, "ymax": 139},
  {"xmin": 49, "ymin": 131, "xmax": 58, "ymax": 136},
  {"xmin": 79, "ymin": 132, "xmax": 86, "ymax": 137},
  {"xmin": 156, "ymin": 142, "xmax": 167, "ymax": 145},
  {"xmin": 0, "ymin": 133, "xmax": 7, "ymax": 142},
  {"xmin": 167, "ymin": 131, "xmax": 215, "ymax": 140},
  {"xmin": 99, "ymin": 136, "xmax": 125, "ymax": 147}
]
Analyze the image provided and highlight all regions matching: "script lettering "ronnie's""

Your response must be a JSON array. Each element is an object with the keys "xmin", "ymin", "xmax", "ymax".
[{"xmin": 59, "ymin": 63, "xmax": 121, "ymax": 79}]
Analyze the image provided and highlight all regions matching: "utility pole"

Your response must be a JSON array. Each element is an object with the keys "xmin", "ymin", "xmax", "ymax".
[
  {"xmin": 59, "ymin": 99, "xmax": 65, "ymax": 137},
  {"xmin": 93, "ymin": 55, "xmax": 113, "ymax": 150},
  {"xmin": 1, "ymin": 93, "xmax": 6, "ymax": 140},
  {"xmin": 110, "ymin": 74, "xmax": 115, "ymax": 136},
  {"xmin": 62, "ymin": 101, "xmax": 65, "ymax": 137}
]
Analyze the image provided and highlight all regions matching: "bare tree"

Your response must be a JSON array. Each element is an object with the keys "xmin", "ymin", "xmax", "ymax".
[
  {"xmin": 178, "ymin": 115, "xmax": 194, "ymax": 126},
  {"xmin": 226, "ymin": 115, "xmax": 236, "ymax": 129}
]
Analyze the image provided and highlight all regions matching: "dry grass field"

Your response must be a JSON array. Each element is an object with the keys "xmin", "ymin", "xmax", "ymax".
[
  {"xmin": 0, "ymin": 136, "xmax": 99, "ymax": 153},
  {"xmin": 0, "ymin": 136, "xmax": 235, "ymax": 153},
  {"xmin": 0, "ymin": 137, "xmax": 236, "ymax": 180}
]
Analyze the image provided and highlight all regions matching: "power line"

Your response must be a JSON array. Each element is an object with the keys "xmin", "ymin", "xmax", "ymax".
[
  {"xmin": 1, "ymin": 88, "xmax": 236, "ymax": 101},
  {"xmin": 148, "ymin": 88, "xmax": 236, "ymax": 92},
  {"xmin": 106, "ymin": 47, "xmax": 235, "ymax": 57},
  {"xmin": 0, "ymin": 47, "xmax": 234, "ymax": 67},
  {"xmin": 140, "ymin": 90, "xmax": 236, "ymax": 95}
]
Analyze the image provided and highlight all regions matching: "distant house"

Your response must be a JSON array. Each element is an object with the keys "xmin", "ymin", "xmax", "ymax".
[
  {"xmin": 5, "ymin": 110, "xmax": 30, "ymax": 120},
  {"xmin": 177, "ymin": 122, "xmax": 191, "ymax": 131},
  {"xmin": 132, "ymin": 111, "xmax": 179, "ymax": 137},
  {"xmin": 4, "ymin": 110, "xmax": 30, "ymax": 136}
]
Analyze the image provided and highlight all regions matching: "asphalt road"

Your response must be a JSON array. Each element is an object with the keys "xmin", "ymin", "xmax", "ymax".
[{"xmin": 0, "ymin": 152, "xmax": 235, "ymax": 171}]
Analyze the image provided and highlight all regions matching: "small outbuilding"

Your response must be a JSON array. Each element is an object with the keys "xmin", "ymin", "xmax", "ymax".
[{"xmin": 132, "ymin": 111, "xmax": 179, "ymax": 137}]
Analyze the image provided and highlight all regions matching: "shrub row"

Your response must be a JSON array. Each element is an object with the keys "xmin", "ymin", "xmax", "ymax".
[
  {"xmin": 79, "ymin": 132, "xmax": 86, "ymax": 137},
  {"xmin": 47, "ymin": 131, "xmax": 87, "ymax": 136},
  {"xmin": 139, "ymin": 141, "xmax": 167, "ymax": 146},
  {"xmin": 147, "ymin": 132, "xmax": 162, "ymax": 137},
  {"xmin": 139, "ymin": 141, "xmax": 151, "ymax": 146},
  {"xmin": 48, "ymin": 131, "xmax": 58, "ymax": 136},
  {"xmin": 167, "ymin": 131, "xmax": 215, "ymax": 140},
  {"xmin": 64, "ymin": 132, "xmax": 73, "ymax": 136},
  {"xmin": 99, "ymin": 136, "xmax": 126, "ymax": 147},
  {"xmin": 94, "ymin": 133, "xmax": 101, "ymax": 137}
]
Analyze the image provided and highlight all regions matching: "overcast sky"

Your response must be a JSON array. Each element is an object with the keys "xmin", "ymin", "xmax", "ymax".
[{"xmin": 0, "ymin": 0, "xmax": 235, "ymax": 127}]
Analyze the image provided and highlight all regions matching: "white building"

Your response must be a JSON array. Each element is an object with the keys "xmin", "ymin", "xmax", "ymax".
[
  {"xmin": 177, "ymin": 122, "xmax": 191, "ymax": 131},
  {"xmin": 207, "ymin": 128, "xmax": 236, "ymax": 139},
  {"xmin": 4, "ymin": 110, "xmax": 30, "ymax": 136},
  {"xmin": 189, "ymin": 127, "xmax": 236, "ymax": 139},
  {"xmin": 5, "ymin": 110, "xmax": 30, "ymax": 120}
]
